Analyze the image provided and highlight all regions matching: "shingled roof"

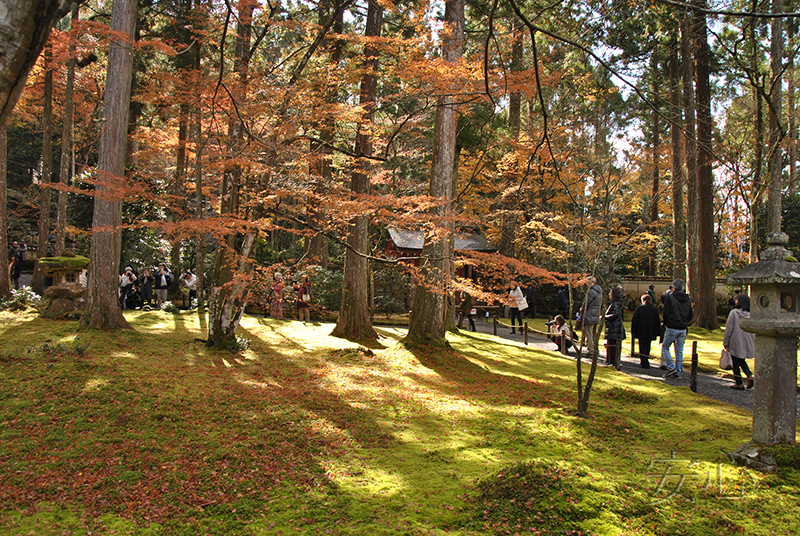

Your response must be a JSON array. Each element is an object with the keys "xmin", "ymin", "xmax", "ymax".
[{"xmin": 387, "ymin": 228, "xmax": 497, "ymax": 252}]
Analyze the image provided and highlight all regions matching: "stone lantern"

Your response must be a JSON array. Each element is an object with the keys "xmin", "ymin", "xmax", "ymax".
[{"xmin": 728, "ymin": 232, "xmax": 800, "ymax": 444}]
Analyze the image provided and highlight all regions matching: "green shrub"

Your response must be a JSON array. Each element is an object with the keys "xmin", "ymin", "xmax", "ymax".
[
  {"xmin": 25, "ymin": 337, "xmax": 87, "ymax": 359},
  {"xmin": 0, "ymin": 287, "xmax": 42, "ymax": 311}
]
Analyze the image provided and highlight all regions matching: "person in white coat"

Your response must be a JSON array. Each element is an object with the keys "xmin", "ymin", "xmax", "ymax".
[
  {"xmin": 508, "ymin": 284, "xmax": 527, "ymax": 334},
  {"xmin": 723, "ymin": 294, "xmax": 755, "ymax": 390}
]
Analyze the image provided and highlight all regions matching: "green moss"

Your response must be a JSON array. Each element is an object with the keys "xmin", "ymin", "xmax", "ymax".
[{"xmin": 37, "ymin": 255, "xmax": 90, "ymax": 270}]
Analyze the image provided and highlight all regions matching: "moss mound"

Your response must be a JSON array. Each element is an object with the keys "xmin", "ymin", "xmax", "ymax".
[{"xmin": 470, "ymin": 460, "xmax": 599, "ymax": 534}]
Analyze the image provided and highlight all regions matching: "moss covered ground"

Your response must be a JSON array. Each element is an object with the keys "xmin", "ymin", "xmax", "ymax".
[{"xmin": 1, "ymin": 309, "xmax": 798, "ymax": 535}]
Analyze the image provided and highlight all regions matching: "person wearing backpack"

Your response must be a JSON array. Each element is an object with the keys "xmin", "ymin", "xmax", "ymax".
[{"xmin": 661, "ymin": 279, "xmax": 694, "ymax": 380}]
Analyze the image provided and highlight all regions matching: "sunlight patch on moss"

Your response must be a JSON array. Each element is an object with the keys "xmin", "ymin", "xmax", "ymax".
[
  {"xmin": 110, "ymin": 350, "xmax": 138, "ymax": 360},
  {"xmin": 82, "ymin": 378, "xmax": 108, "ymax": 393},
  {"xmin": 233, "ymin": 371, "xmax": 282, "ymax": 389}
]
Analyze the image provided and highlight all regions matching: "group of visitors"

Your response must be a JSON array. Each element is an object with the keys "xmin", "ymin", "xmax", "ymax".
[
  {"xmin": 542, "ymin": 277, "xmax": 752, "ymax": 390},
  {"xmin": 118, "ymin": 263, "xmax": 195, "ymax": 310},
  {"xmin": 266, "ymin": 272, "xmax": 312, "ymax": 322},
  {"xmin": 8, "ymin": 240, "xmax": 28, "ymax": 290}
]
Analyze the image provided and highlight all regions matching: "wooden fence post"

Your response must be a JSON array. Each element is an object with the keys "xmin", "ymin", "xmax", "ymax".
[
  {"xmin": 690, "ymin": 341, "xmax": 698, "ymax": 393},
  {"xmin": 524, "ymin": 321, "xmax": 528, "ymax": 345},
  {"xmin": 493, "ymin": 315, "xmax": 497, "ymax": 336}
]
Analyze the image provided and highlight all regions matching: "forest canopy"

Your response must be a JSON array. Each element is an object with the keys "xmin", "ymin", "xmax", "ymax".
[{"xmin": 4, "ymin": 0, "xmax": 800, "ymax": 337}]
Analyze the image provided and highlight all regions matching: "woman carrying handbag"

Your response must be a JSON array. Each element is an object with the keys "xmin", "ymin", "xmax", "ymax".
[{"xmin": 723, "ymin": 294, "xmax": 755, "ymax": 390}]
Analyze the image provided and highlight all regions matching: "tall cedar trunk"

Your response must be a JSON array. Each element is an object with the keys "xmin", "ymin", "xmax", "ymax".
[
  {"xmin": 195, "ymin": 106, "xmax": 205, "ymax": 312},
  {"xmin": 170, "ymin": 103, "xmax": 190, "ymax": 277},
  {"xmin": 789, "ymin": 18, "xmax": 797, "ymax": 195},
  {"xmin": 55, "ymin": 3, "xmax": 78, "ymax": 256},
  {"xmin": 669, "ymin": 38, "xmax": 687, "ymax": 281},
  {"xmin": 0, "ymin": 1, "xmax": 67, "ymax": 125},
  {"xmin": 747, "ymin": 17, "xmax": 766, "ymax": 262},
  {"xmin": 682, "ymin": 14, "xmax": 700, "ymax": 296},
  {"xmin": 767, "ymin": 0, "xmax": 784, "ymax": 234},
  {"xmin": 33, "ymin": 47, "xmax": 54, "ymax": 294},
  {"xmin": 331, "ymin": 0, "xmax": 382, "ymax": 340},
  {"xmin": 0, "ymin": 124, "xmax": 8, "ymax": 298},
  {"xmin": 692, "ymin": 1, "xmax": 719, "ymax": 329},
  {"xmin": 80, "ymin": 0, "xmax": 136, "ymax": 330},
  {"xmin": 649, "ymin": 49, "xmax": 660, "ymax": 276},
  {"xmin": 208, "ymin": 0, "xmax": 255, "ymax": 347},
  {"xmin": 407, "ymin": 0, "xmax": 463, "ymax": 345},
  {"xmin": 307, "ymin": 3, "xmax": 343, "ymax": 269}
]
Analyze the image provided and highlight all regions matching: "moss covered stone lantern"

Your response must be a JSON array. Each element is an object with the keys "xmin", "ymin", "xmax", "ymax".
[{"xmin": 728, "ymin": 232, "xmax": 800, "ymax": 444}]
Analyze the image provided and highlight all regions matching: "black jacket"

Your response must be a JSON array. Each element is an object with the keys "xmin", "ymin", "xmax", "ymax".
[
  {"xmin": 662, "ymin": 291, "xmax": 693, "ymax": 330},
  {"xmin": 631, "ymin": 303, "xmax": 661, "ymax": 341},
  {"xmin": 154, "ymin": 269, "xmax": 172, "ymax": 289},
  {"xmin": 604, "ymin": 300, "xmax": 626, "ymax": 341}
]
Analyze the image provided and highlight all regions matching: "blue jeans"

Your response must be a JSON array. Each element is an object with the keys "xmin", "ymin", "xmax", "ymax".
[{"xmin": 661, "ymin": 327, "xmax": 687, "ymax": 374}]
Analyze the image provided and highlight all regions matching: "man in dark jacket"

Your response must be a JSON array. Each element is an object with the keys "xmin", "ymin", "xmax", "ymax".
[
  {"xmin": 631, "ymin": 294, "xmax": 661, "ymax": 369},
  {"xmin": 583, "ymin": 277, "xmax": 603, "ymax": 358},
  {"xmin": 661, "ymin": 279, "xmax": 693, "ymax": 379},
  {"xmin": 524, "ymin": 284, "xmax": 537, "ymax": 318}
]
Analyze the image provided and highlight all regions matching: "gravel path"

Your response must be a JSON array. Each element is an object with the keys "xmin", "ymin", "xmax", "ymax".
[{"xmin": 463, "ymin": 317, "xmax": 800, "ymax": 413}]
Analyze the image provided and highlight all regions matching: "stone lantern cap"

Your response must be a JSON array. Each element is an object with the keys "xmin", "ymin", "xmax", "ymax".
[
  {"xmin": 727, "ymin": 232, "xmax": 800, "ymax": 336},
  {"xmin": 726, "ymin": 260, "xmax": 800, "ymax": 286}
]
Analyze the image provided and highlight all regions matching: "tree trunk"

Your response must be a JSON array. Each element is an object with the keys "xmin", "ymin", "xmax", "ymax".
[
  {"xmin": 208, "ymin": 233, "xmax": 255, "ymax": 346},
  {"xmin": 788, "ymin": 18, "xmax": 797, "ymax": 195},
  {"xmin": 194, "ymin": 108, "xmax": 205, "ymax": 312},
  {"xmin": 0, "ymin": 0, "xmax": 68, "ymax": 126},
  {"xmin": 306, "ymin": 2, "xmax": 343, "ymax": 270},
  {"xmin": 748, "ymin": 17, "xmax": 766, "ymax": 263},
  {"xmin": 80, "ymin": 0, "xmax": 137, "ymax": 330},
  {"xmin": 55, "ymin": 3, "xmax": 78, "ymax": 256},
  {"xmin": 669, "ymin": 38, "xmax": 687, "ymax": 281},
  {"xmin": 207, "ymin": 0, "xmax": 254, "ymax": 347},
  {"xmin": 0, "ymin": 124, "xmax": 9, "ymax": 299},
  {"xmin": 692, "ymin": 1, "xmax": 719, "ymax": 330},
  {"xmin": 33, "ymin": 47, "xmax": 54, "ymax": 294},
  {"xmin": 169, "ymin": 103, "xmax": 191, "ymax": 276},
  {"xmin": 649, "ymin": 48, "xmax": 660, "ymax": 276},
  {"xmin": 331, "ymin": 0, "xmax": 382, "ymax": 341},
  {"xmin": 767, "ymin": 0, "xmax": 784, "ymax": 234},
  {"xmin": 407, "ymin": 0, "xmax": 463, "ymax": 345},
  {"xmin": 682, "ymin": 14, "xmax": 700, "ymax": 297}
]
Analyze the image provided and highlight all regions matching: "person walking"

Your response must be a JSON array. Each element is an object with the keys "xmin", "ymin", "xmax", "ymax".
[
  {"xmin": 723, "ymin": 294, "xmax": 755, "ymax": 390},
  {"xmin": 294, "ymin": 274, "xmax": 312, "ymax": 322},
  {"xmin": 556, "ymin": 287, "xmax": 568, "ymax": 317},
  {"xmin": 604, "ymin": 286, "xmax": 626, "ymax": 367},
  {"xmin": 661, "ymin": 279, "xmax": 693, "ymax": 380},
  {"xmin": 8, "ymin": 240, "xmax": 22, "ymax": 290},
  {"xmin": 583, "ymin": 277, "xmax": 603, "ymax": 358},
  {"xmin": 646, "ymin": 284, "xmax": 656, "ymax": 304},
  {"xmin": 524, "ymin": 283, "xmax": 537, "ymax": 318},
  {"xmin": 458, "ymin": 291, "xmax": 477, "ymax": 332},
  {"xmin": 269, "ymin": 272, "xmax": 285, "ymax": 319},
  {"xmin": 509, "ymin": 284, "xmax": 527, "ymax": 334},
  {"xmin": 630, "ymin": 294, "xmax": 661, "ymax": 369}
]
